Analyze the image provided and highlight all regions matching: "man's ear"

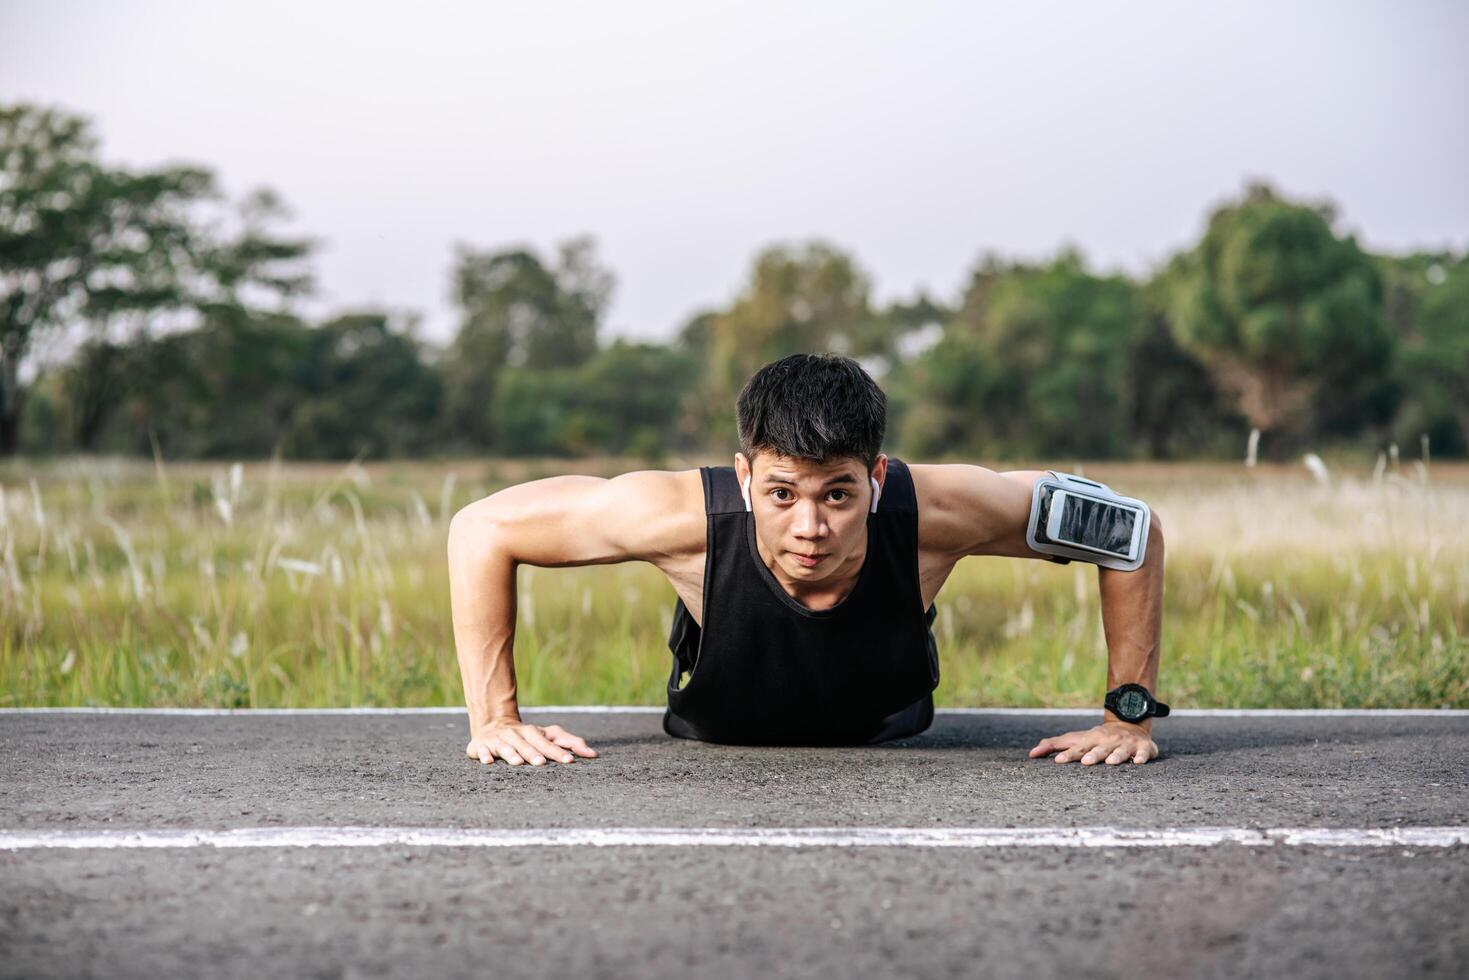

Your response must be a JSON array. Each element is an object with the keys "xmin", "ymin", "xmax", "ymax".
[
  {"xmin": 734, "ymin": 452, "xmax": 755, "ymax": 513},
  {"xmin": 871, "ymin": 453, "xmax": 889, "ymax": 490}
]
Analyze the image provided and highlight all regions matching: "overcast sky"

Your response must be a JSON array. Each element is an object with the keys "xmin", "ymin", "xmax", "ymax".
[{"xmin": 3, "ymin": 0, "xmax": 1466, "ymax": 349}]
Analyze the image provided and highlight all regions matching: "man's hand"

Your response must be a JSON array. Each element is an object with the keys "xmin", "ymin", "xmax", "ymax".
[
  {"xmin": 1028, "ymin": 721, "xmax": 1158, "ymax": 765},
  {"xmin": 466, "ymin": 721, "xmax": 599, "ymax": 766}
]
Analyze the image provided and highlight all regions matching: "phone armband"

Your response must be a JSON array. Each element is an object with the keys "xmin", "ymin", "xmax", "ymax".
[{"xmin": 1025, "ymin": 471, "xmax": 1151, "ymax": 572}]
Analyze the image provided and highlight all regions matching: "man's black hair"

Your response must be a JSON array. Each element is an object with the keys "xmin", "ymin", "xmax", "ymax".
[{"xmin": 736, "ymin": 353, "xmax": 886, "ymax": 473}]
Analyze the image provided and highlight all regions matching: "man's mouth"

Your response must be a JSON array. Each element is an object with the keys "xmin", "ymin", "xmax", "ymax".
[{"xmin": 791, "ymin": 553, "xmax": 828, "ymax": 567}]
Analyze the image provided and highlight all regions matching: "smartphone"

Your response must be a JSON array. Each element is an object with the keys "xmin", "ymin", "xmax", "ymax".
[{"xmin": 1044, "ymin": 489, "xmax": 1144, "ymax": 563}]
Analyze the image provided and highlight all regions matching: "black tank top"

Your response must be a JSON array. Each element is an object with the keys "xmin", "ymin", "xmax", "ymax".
[{"xmin": 663, "ymin": 457, "xmax": 940, "ymax": 746}]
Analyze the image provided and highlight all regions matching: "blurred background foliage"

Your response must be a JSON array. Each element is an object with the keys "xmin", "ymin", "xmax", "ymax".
[{"xmin": 5, "ymin": 101, "xmax": 1466, "ymax": 465}]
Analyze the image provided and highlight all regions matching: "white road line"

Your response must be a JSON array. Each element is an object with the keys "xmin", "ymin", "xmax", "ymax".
[
  {"xmin": 1, "ymin": 826, "xmax": 1465, "ymax": 851},
  {"xmin": 2, "ymin": 707, "xmax": 1465, "ymax": 717}
]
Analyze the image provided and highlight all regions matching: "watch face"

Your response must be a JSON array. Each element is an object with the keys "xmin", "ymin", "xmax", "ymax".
[{"xmin": 1117, "ymin": 689, "xmax": 1149, "ymax": 719}]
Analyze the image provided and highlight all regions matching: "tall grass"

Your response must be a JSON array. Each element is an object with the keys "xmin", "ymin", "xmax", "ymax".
[{"xmin": 1, "ymin": 454, "xmax": 1465, "ymax": 709}]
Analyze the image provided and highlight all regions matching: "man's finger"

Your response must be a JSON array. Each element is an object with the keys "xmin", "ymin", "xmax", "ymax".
[
  {"xmin": 1061, "ymin": 739, "xmax": 1105, "ymax": 763},
  {"xmin": 1032, "ymin": 733, "xmax": 1085, "ymax": 758},
  {"xmin": 523, "ymin": 728, "xmax": 575, "ymax": 764},
  {"xmin": 548, "ymin": 731, "xmax": 598, "ymax": 757},
  {"xmin": 491, "ymin": 738, "xmax": 524, "ymax": 765},
  {"xmin": 1080, "ymin": 740, "xmax": 1120, "ymax": 765},
  {"xmin": 525, "ymin": 723, "xmax": 597, "ymax": 758},
  {"xmin": 502, "ymin": 730, "xmax": 547, "ymax": 766}
]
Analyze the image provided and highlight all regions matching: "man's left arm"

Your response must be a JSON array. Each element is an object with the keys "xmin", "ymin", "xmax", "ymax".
[
  {"xmin": 912, "ymin": 464, "xmax": 1165, "ymax": 766},
  {"xmin": 1028, "ymin": 516, "xmax": 1165, "ymax": 765}
]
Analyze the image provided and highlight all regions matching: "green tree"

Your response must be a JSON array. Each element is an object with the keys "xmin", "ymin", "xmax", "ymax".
[
  {"xmin": 1161, "ymin": 181, "xmax": 1392, "ymax": 456},
  {"xmin": 902, "ymin": 249, "xmax": 1138, "ymax": 459},
  {"xmin": 1392, "ymin": 252, "xmax": 1469, "ymax": 455},
  {"xmin": 890, "ymin": 329, "xmax": 997, "ymax": 459},
  {"xmin": 74, "ymin": 308, "xmax": 442, "ymax": 460},
  {"xmin": 442, "ymin": 235, "xmax": 612, "ymax": 450},
  {"xmin": 565, "ymin": 340, "xmax": 698, "ymax": 459},
  {"xmin": 491, "ymin": 340, "xmax": 698, "ymax": 459},
  {"xmin": 672, "ymin": 308, "xmax": 716, "ymax": 364},
  {"xmin": 701, "ymin": 241, "xmax": 877, "ymax": 449},
  {"xmin": 59, "ymin": 337, "xmax": 129, "ymax": 450},
  {"xmin": 281, "ymin": 312, "xmax": 444, "ymax": 459},
  {"xmin": 1, "ymin": 102, "xmax": 314, "ymax": 454},
  {"xmin": 1131, "ymin": 280, "xmax": 1247, "ymax": 459},
  {"xmin": 1, "ymin": 103, "xmax": 204, "ymax": 453},
  {"xmin": 137, "ymin": 307, "xmax": 309, "ymax": 458}
]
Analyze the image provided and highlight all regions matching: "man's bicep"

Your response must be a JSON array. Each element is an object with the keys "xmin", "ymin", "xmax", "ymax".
[
  {"xmin": 450, "ymin": 470, "xmax": 696, "ymax": 568},
  {"xmin": 917, "ymin": 464, "xmax": 1057, "ymax": 561}
]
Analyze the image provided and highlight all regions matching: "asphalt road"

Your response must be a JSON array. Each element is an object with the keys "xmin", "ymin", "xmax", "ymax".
[{"xmin": 2, "ymin": 708, "xmax": 1467, "ymax": 979}]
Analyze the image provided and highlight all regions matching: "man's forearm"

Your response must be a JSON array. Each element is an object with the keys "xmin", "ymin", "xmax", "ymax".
[
  {"xmin": 1097, "ymin": 523, "xmax": 1165, "ymax": 731},
  {"xmin": 447, "ymin": 518, "xmax": 522, "ymax": 731}
]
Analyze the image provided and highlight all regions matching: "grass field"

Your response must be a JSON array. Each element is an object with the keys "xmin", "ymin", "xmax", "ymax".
[{"xmin": 2, "ymin": 453, "xmax": 1466, "ymax": 710}]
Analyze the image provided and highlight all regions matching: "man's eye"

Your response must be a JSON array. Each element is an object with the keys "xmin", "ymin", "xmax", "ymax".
[{"xmin": 770, "ymin": 489, "xmax": 849, "ymax": 501}]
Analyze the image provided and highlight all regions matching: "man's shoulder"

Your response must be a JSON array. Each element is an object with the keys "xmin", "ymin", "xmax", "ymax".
[
  {"xmin": 605, "ymin": 467, "xmax": 708, "ymax": 562},
  {"xmin": 620, "ymin": 467, "xmax": 705, "ymax": 513}
]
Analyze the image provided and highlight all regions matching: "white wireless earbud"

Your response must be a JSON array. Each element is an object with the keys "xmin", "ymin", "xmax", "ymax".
[{"xmin": 742, "ymin": 474, "xmax": 752, "ymax": 512}]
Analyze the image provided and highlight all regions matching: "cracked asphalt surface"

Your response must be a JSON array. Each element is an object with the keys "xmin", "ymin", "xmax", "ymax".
[{"xmin": 2, "ymin": 709, "xmax": 1466, "ymax": 979}]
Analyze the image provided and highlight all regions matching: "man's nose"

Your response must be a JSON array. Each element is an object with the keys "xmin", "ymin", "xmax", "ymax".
[{"xmin": 791, "ymin": 503, "xmax": 829, "ymax": 537}]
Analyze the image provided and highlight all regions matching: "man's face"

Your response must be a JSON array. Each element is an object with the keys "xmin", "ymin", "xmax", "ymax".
[{"xmin": 734, "ymin": 450, "xmax": 888, "ymax": 581}]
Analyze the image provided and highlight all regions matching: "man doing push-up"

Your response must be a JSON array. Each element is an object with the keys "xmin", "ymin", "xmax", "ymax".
[{"xmin": 447, "ymin": 353, "xmax": 1167, "ymax": 767}]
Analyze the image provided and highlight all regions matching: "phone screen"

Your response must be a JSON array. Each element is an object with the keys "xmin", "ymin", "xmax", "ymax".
[{"xmin": 1053, "ymin": 493, "xmax": 1138, "ymax": 558}]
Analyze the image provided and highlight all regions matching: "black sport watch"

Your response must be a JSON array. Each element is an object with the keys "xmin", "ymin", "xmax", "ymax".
[{"xmin": 1105, "ymin": 683, "xmax": 1170, "ymax": 723}]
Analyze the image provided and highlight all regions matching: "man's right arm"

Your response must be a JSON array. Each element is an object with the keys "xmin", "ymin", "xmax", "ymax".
[{"xmin": 446, "ymin": 470, "xmax": 696, "ymax": 765}]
